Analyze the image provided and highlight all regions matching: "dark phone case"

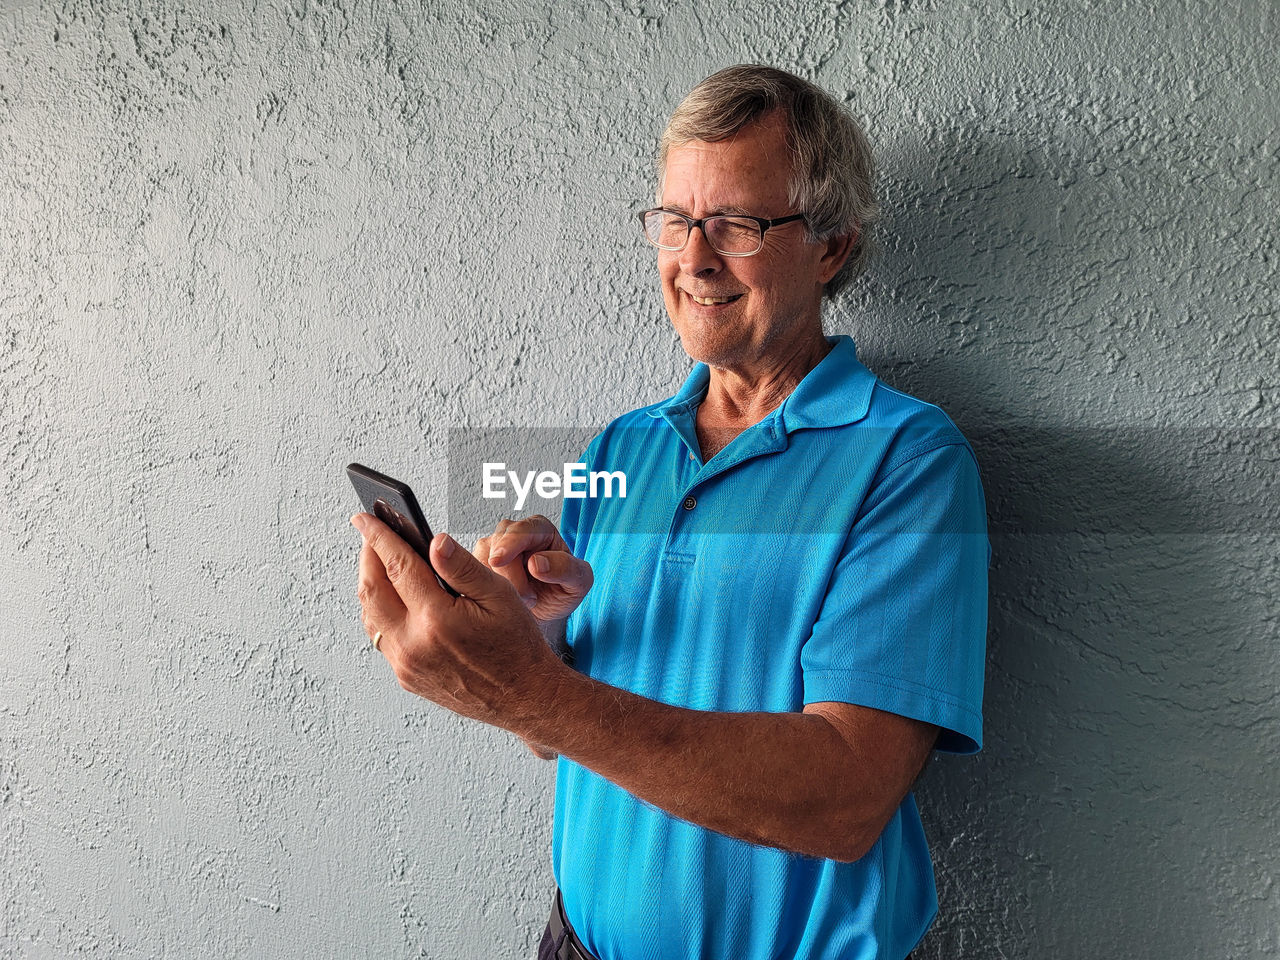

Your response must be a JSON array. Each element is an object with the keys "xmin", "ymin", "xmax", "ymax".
[{"xmin": 346, "ymin": 462, "xmax": 460, "ymax": 597}]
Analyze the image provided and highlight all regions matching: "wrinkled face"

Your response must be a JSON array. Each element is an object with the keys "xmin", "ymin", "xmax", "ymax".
[{"xmin": 658, "ymin": 114, "xmax": 836, "ymax": 369}]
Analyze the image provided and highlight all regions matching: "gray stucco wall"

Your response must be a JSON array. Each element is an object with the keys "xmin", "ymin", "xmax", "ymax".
[{"xmin": 2, "ymin": 1, "xmax": 1276, "ymax": 957}]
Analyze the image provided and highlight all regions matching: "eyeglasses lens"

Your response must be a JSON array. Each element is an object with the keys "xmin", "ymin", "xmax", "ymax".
[
  {"xmin": 644, "ymin": 211, "xmax": 687, "ymax": 249},
  {"xmin": 642, "ymin": 212, "xmax": 763, "ymax": 255},
  {"xmin": 706, "ymin": 218, "xmax": 763, "ymax": 255}
]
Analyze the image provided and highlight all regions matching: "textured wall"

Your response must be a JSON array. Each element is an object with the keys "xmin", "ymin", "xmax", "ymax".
[{"xmin": 2, "ymin": 1, "xmax": 1276, "ymax": 957}]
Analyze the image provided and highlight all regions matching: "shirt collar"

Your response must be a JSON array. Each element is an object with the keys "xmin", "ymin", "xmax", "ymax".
[{"xmin": 646, "ymin": 335, "xmax": 876, "ymax": 432}]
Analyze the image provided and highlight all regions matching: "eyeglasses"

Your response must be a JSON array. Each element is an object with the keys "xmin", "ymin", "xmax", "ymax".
[{"xmin": 638, "ymin": 208, "xmax": 807, "ymax": 257}]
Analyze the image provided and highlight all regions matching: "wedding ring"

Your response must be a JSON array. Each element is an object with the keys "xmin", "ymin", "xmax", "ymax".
[{"xmin": 372, "ymin": 631, "xmax": 384, "ymax": 651}]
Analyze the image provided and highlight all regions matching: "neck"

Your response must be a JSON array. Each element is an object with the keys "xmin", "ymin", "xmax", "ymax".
[{"xmin": 700, "ymin": 327, "xmax": 831, "ymax": 427}]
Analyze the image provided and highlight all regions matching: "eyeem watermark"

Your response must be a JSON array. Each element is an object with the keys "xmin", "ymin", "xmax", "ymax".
[
  {"xmin": 448, "ymin": 425, "xmax": 1279, "ymax": 537},
  {"xmin": 482, "ymin": 462, "xmax": 627, "ymax": 510}
]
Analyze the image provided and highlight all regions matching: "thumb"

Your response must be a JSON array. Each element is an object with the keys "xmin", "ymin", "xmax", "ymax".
[
  {"xmin": 430, "ymin": 531, "xmax": 508, "ymax": 600},
  {"xmin": 529, "ymin": 551, "xmax": 593, "ymax": 593}
]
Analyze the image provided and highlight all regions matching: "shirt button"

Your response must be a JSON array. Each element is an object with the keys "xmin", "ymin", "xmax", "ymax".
[
  {"xmin": 688, "ymin": 452, "xmax": 695, "ymax": 460},
  {"xmin": 682, "ymin": 495, "xmax": 697, "ymax": 511}
]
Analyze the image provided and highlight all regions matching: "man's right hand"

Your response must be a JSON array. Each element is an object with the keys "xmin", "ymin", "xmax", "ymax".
[
  {"xmin": 473, "ymin": 515, "xmax": 593, "ymax": 624},
  {"xmin": 473, "ymin": 515, "xmax": 592, "ymax": 762}
]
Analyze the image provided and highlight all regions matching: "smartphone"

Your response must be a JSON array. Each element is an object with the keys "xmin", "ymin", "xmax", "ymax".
[{"xmin": 346, "ymin": 462, "xmax": 460, "ymax": 597}]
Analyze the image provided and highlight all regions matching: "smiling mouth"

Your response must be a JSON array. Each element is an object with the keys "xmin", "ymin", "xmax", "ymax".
[{"xmin": 687, "ymin": 292, "xmax": 743, "ymax": 306}]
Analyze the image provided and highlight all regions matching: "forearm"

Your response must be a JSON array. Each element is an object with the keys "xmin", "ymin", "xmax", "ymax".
[{"xmin": 516, "ymin": 663, "xmax": 872, "ymax": 862}]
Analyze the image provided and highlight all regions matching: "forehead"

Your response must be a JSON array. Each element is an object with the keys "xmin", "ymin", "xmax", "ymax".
[{"xmin": 660, "ymin": 116, "xmax": 793, "ymax": 214}]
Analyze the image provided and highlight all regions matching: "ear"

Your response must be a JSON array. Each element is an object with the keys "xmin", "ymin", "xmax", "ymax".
[{"xmin": 817, "ymin": 225, "xmax": 859, "ymax": 285}]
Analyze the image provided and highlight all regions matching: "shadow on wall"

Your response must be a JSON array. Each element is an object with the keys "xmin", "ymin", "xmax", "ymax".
[{"xmin": 838, "ymin": 133, "xmax": 1278, "ymax": 958}]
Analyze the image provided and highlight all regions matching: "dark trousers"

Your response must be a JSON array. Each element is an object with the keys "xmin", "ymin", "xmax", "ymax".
[
  {"xmin": 537, "ymin": 889, "xmax": 596, "ymax": 960},
  {"xmin": 535, "ymin": 923, "xmax": 561, "ymax": 960},
  {"xmin": 535, "ymin": 888, "xmax": 917, "ymax": 960}
]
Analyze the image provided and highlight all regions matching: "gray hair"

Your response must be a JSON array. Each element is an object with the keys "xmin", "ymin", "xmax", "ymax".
[{"xmin": 658, "ymin": 65, "xmax": 879, "ymax": 297}]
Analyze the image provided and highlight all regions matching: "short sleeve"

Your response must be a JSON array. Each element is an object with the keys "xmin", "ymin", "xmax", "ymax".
[{"xmin": 801, "ymin": 441, "xmax": 990, "ymax": 754}]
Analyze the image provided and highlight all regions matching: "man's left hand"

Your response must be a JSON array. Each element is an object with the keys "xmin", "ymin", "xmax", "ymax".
[{"xmin": 351, "ymin": 512, "xmax": 563, "ymax": 731}]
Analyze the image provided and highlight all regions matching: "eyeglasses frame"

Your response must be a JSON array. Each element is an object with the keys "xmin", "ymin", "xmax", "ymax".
[{"xmin": 638, "ymin": 208, "xmax": 808, "ymax": 257}]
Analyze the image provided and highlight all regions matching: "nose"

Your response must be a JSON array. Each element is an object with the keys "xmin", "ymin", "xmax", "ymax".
[{"xmin": 677, "ymin": 222, "xmax": 723, "ymax": 278}]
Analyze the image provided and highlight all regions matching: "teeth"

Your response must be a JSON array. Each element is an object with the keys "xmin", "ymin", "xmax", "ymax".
[{"xmin": 692, "ymin": 295, "xmax": 736, "ymax": 305}]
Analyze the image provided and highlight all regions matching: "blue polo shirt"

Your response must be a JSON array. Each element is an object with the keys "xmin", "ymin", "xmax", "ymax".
[{"xmin": 552, "ymin": 335, "xmax": 989, "ymax": 960}]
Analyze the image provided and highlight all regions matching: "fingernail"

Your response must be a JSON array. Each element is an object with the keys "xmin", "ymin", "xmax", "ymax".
[
  {"xmin": 533, "ymin": 555, "xmax": 549, "ymax": 575},
  {"xmin": 350, "ymin": 514, "xmax": 368, "ymax": 533},
  {"xmin": 436, "ymin": 532, "xmax": 456, "ymax": 558}
]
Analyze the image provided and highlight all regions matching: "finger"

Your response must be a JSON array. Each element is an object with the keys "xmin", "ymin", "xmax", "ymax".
[
  {"xmin": 429, "ymin": 531, "xmax": 514, "ymax": 603},
  {"xmin": 489, "ymin": 515, "xmax": 558, "ymax": 566},
  {"xmin": 527, "ymin": 551, "xmax": 593, "ymax": 593},
  {"xmin": 477, "ymin": 527, "xmax": 536, "ymax": 604},
  {"xmin": 474, "ymin": 536, "xmax": 532, "ymax": 604},
  {"xmin": 491, "ymin": 551, "xmax": 537, "ymax": 607},
  {"xmin": 490, "ymin": 515, "xmax": 555, "ymax": 563},
  {"xmin": 487, "ymin": 518, "xmax": 515, "ymax": 563},
  {"xmin": 352, "ymin": 513, "xmax": 436, "ymax": 608},
  {"xmin": 357, "ymin": 540, "xmax": 406, "ymax": 640}
]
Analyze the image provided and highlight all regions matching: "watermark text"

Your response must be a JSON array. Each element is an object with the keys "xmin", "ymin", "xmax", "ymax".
[{"xmin": 482, "ymin": 462, "xmax": 627, "ymax": 510}]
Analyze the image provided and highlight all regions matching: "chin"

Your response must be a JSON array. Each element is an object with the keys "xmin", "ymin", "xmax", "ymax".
[{"xmin": 675, "ymin": 324, "xmax": 744, "ymax": 368}]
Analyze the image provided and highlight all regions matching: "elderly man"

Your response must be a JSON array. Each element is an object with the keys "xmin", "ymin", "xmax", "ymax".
[{"xmin": 353, "ymin": 65, "xmax": 989, "ymax": 960}]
